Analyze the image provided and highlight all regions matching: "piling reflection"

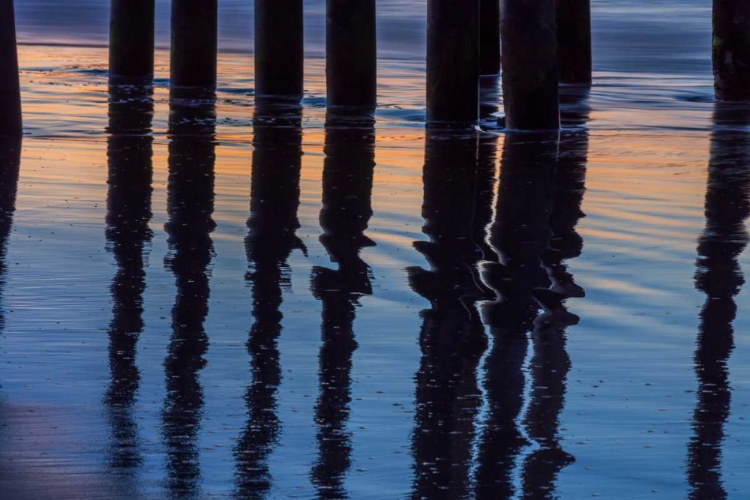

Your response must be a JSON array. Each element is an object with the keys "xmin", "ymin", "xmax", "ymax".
[
  {"xmin": 408, "ymin": 130, "xmax": 490, "ymax": 498},
  {"xmin": 234, "ymin": 100, "xmax": 304, "ymax": 498},
  {"xmin": 479, "ymin": 75, "xmax": 502, "ymax": 128},
  {"xmin": 477, "ymin": 76, "xmax": 502, "ymax": 263},
  {"xmin": 162, "ymin": 97, "xmax": 217, "ymax": 498},
  {"xmin": 519, "ymin": 88, "xmax": 590, "ymax": 499},
  {"xmin": 545, "ymin": 86, "xmax": 591, "ymax": 300},
  {"xmin": 310, "ymin": 111, "xmax": 376, "ymax": 498},
  {"xmin": 476, "ymin": 122, "xmax": 587, "ymax": 497},
  {"xmin": 475, "ymin": 133, "xmax": 557, "ymax": 499},
  {"xmin": 104, "ymin": 83, "xmax": 154, "ymax": 479},
  {"xmin": 0, "ymin": 137, "xmax": 20, "ymax": 338},
  {"xmin": 0, "ymin": 138, "xmax": 20, "ymax": 457},
  {"xmin": 688, "ymin": 104, "xmax": 750, "ymax": 499}
]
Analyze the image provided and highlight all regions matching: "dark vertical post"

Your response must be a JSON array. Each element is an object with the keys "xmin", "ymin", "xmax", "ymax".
[
  {"xmin": 326, "ymin": 0, "xmax": 377, "ymax": 108},
  {"xmin": 713, "ymin": 0, "xmax": 750, "ymax": 101},
  {"xmin": 427, "ymin": 0, "xmax": 480, "ymax": 125},
  {"xmin": 501, "ymin": 0, "xmax": 559, "ymax": 130},
  {"xmin": 0, "ymin": 0, "xmax": 22, "ymax": 136},
  {"xmin": 171, "ymin": 0, "xmax": 218, "ymax": 98},
  {"xmin": 110, "ymin": 0, "xmax": 156, "ymax": 83},
  {"xmin": 480, "ymin": 0, "xmax": 501, "ymax": 75},
  {"xmin": 255, "ymin": 0, "xmax": 304, "ymax": 100},
  {"xmin": 557, "ymin": 0, "xmax": 592, "ymax": 84}
]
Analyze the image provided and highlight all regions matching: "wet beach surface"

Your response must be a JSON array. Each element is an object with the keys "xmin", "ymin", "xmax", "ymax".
[{"xmin": 2, "ymin": 0, "xmax": 750, "ymax": 498}]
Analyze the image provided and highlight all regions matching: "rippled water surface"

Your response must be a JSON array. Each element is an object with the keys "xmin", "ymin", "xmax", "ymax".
[{"xmin": 2, "ymin": 1, "xmax": 750, "ymax": 499}]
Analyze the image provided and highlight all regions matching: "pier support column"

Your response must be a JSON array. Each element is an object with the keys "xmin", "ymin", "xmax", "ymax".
[
  {"xmin": 327, "ymin": 0, "xmax": 377, "ymax": 108},
  {"xmin": 171, "ymin": 0, "xmax": 218, "ymax": 98},
  {"xmin": 427, "ymin": 0, "xmax": 480, "ymax": 126},
  {"xmin": 255, "ymin": 0, "xmax": 304, "ymax": 100},
  {"xmin": 110, "ymin": 0, "xmax": 155, "ymax": 83},
  {"xmin": 480, "ymin": 0, "xmax": 501, "ymax": 75},
  {"xmin": 557, "ymin": 0, "xmax": 592, "ymax": 84},
  {"xmin": 0, "ymin": 0, "xmax": 22, "ymax": 136},
  {"xmin": 501, "ymin": 0, "xmax": 559, "ymax": 130},
  {"xmin": 713, "ymin": 0, "xmax": 750, "ymax": 101}
]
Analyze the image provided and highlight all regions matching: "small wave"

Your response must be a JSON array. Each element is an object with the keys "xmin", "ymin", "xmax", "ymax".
[
  {"xmin": 674, "ymin": 92, "xmax": 714, "ymax": 104},
  {"xmin": 66, "ymin": 67, "xmax": 108, "ymax": 76},
  {"xmin": 220, "ymin": 87, "xmax": 255, "ymax": 96}
]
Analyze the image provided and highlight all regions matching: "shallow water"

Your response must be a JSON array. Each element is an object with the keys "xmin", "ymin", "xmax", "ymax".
[{"xmin": 1, "ymin": 1, "xmax": 749, "ymax": 499}]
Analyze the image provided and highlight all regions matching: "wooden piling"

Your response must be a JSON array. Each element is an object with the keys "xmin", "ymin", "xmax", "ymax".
[
  {"xmin": 255, "ymin": 0, "xmax": 304, "ymax": 100},
  {"xmin": 713, "ymin": 0, "xmax": 750, "ymax": 101},
  {"xmin": 557, "ymin": 0, "xmax": 592, "ymax": 84},
  {"xmin": 501, "ymin": 0, "xmax": 559, "ymax": 130},
  {"xmin": 480, "ymin": 0, "xmax": 501, "ymax": 75},
  {"xmin": 171, "ymin": 0, "xmax": 218, "ymax": 98},
  {"xmin": 0, "ymin": 0, "xmax": 22, "ymax": 136},
  {"xmin": 327, "ymin": 0, "xmax": 377, "ymax": 108},
  {"xmin": 109, "ymin": 0, "xmax": 155, "ymax": 83},
  {"xmin": 427, "ymin": 0, "xmax": 481, "ymax": 125}
]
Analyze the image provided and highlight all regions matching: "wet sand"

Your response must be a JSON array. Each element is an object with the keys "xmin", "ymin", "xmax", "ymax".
[{"xmin": 1, "ymin": 1, "xmax": 749, "ymax": 498}]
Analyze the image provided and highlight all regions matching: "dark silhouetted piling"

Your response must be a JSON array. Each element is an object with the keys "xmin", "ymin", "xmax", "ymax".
[
  {"xmin": 501, "ymin": 0, "xmax": 559, "ymax": 130},
  {"xmin": 480, "ymin": 0, "xmax": 501, "ymax": 75},
  {"xmin": 109, "ymin": 0, "xmax": 155, "ymax": 83},
  {"xmin": 327, "ymin": 0, "xmax": 377, "ymax": 108},
  {"xmin": 713, "ymin": 0, "xmax": 750, "ymax": 101},
  {"xmin": 0, "ymin": 0, "xmax": 22, "ymax": 136},
  {"xmin": 255, "ymin": 0, "xmax": 304, "ymax": 100},
  {"xmin": 427, "ymin": 0, "xmax": 480, "ymax": 125},
  {"xmin": 557, "ymin": 0, "xmax": 592, "ymax": 84},
  {"xmin": 171, "ymin": 0, "xmax": 218, "ymax": 98}
]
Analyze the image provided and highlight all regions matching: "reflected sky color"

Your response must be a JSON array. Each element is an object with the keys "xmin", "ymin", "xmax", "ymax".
[{"xmin": 1, "ymin": 1, "xmax": 750, "ymax": 499}]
